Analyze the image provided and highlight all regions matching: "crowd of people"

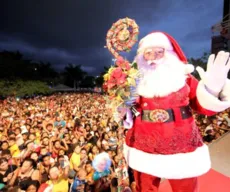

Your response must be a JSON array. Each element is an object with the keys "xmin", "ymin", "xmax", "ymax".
[
  {"xmin": 194, "ymin": 109, "xmax": 230, "ymax": 143},
  {"xmin": 0, "ymin": 93, "xmax": 229, "ymax": 192}
]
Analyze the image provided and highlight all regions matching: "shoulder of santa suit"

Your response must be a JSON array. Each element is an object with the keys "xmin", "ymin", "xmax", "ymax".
[{"xmin": 186, "ymin": 74, "xmax": 199, "ymax": 84}]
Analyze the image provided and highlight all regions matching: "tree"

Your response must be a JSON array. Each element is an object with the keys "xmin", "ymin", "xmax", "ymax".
[
  {"xmin": 37, "ymin": 62, "xmax": 57, "ymax": 78},
  {"xmin": 0, "ymin": 51, "xmax": 58, "ymax": 82},
  {"xmin": 95, "ymin": 76, "xmax": 104, "ymax": 87},
  {"xmin": 188, "ymin": 52, "xmax": 209, "ymax": 80},
  {"xmin": 63, "ymin": 64, "xmax": 87, "ymax": 89},
  {"xmin": 0, "ymin": 80, "xmax": 52, "ymax": 97},
  {"xmin": 94, "ymin": 66, "xmax": 110, "ymax": 87},
  {"xmin": 80, "ymin": 75, "xmax": 95, "ymax": 88}
]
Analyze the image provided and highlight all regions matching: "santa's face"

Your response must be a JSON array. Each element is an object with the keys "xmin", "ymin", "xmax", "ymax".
[
  {"xmin": 136, "ymin": 48, "xmax": 187, "ymax": 98},
  {"xmin": 143, "ymin": 47, "xmax": 165, "ymax": 67}
]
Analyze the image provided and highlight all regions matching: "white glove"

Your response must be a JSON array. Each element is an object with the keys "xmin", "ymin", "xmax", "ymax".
[
  {"xmin": 123, "ymin": 108, "xmax": 133, "ymax": 129},
  {"xmin": 196, "ymin": 51, "xmax": 230, "ymax": 96}
]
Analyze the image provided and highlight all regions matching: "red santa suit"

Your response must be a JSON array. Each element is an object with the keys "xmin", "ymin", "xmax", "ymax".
[{"xmin": 123, "ymin": 32, "xmax": 230, "ymax": 192}]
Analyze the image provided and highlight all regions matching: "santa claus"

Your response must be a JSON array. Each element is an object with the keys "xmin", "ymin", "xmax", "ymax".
[{"xmin": 122, "ymin": 32, "xmax": 230, "ymax": 192}]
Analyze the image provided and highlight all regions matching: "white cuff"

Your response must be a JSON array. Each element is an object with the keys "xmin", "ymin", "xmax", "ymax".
[
  {"xmin": 123, "ymin": 119, "xmax": 133, "ymax": 129},
  {"xmin": 220, "ymin": 79, "xmax": 230, "ymax": 101},
  {"xmin": 196, "ymin": 80, "xmax": 230, "ymax": 112}
]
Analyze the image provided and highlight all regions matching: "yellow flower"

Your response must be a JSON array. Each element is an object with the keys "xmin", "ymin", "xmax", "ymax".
[
  {"xmin": 116, "ymin": 95, "xmax": 123, "ymax": 102},
  {"xmin": 108, "ymin": 67, "xmax": 115, "ymax": 75},
  {"xmin": 127, "ymin": 77, "xmax": 136, "ymax": 86},
  {"xmin": 127, "ymin": 68, "xmax": 139, "ymax": 77},
  {"xmin": 103, "ymin": 73, "xmax": 109, "ymax": 81}
]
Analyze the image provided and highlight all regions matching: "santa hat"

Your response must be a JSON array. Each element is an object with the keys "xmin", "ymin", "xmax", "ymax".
[{"xmin": 137, "ymin": 31, "xmax": 187, "ymax": 63}]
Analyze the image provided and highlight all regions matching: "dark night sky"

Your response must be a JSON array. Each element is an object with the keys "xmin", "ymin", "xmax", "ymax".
[{"xmin": 0, "ymin": 0, "xmax": 223, "ymax": 75}]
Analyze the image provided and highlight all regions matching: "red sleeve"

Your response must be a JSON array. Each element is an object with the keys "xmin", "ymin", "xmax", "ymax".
[{"xmin": 187, "ymin": 74, "xmax": 216, "ymax": 116}]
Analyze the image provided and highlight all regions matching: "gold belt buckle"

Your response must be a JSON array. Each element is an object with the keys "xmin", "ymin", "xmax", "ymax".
[{"xmin": 149, "ymin": 109, "xmax": 170, "ymax": 122}]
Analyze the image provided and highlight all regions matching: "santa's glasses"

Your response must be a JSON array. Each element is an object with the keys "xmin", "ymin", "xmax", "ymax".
[{"xmin": 143, "ymin": 47, "xmax": 165, "ymax": 61}]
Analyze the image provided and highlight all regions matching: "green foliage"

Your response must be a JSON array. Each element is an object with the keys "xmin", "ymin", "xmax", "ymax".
[
  {"xmin": 0, "ymin": 50, "xmax": 57, "ymax": 97},
  {"xmin": 94, "ymin": 66, "xmax": 110, "ymax": 87},
  {"xmin": 0, "ymin": 51, "xmax": 58, "ymax": 82},
  {"xmin": 63, "ymin": 63, "xmax": 88, "ymax": 88},
  {"xmin": 0, "ymin": 50, "xmax": 216, "ymax": 92},
  {"xmin": 188, "ymin": 52, "xmax": 209, "ymax": 80},
  {"xmin": 0, "ymin": 80, "xmax": 52, "ymax": 97},
  {"xmin": 95, "ymin": 76, "xmax": 104, "ymax": 87},
  {"xmin": 131, "ymin": 61, "xmax": 138, "ymax": 69},
  {"xmin": 80, "ymin": 76, "xmax": 95, "ymax": 88}
]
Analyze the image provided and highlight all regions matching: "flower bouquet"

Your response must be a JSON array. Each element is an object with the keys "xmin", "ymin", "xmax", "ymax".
[
  {"xmin": 103, "ymin": 18, "xmax": 140, "ymax": 192},
  {"xmin": 103, "ymin": 56, "xmax": 140, "ymax": 123}
]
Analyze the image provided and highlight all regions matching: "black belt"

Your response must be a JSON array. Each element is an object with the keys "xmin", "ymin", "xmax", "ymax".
[{"xmin": 142, "ymin": 106, "xmax": 192, "ymax": 123}]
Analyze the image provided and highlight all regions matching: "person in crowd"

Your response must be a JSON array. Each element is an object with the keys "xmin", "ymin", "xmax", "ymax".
[
  {"xmin": 46, "ymin": 164, "xmax": 69, "ymax": 192},
  {"xmin": 0, "ymin": 93, "xmax": 228, "ymax": 191}
]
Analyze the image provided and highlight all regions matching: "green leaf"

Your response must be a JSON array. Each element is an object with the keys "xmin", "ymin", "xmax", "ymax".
[
  {"xmin": 0, "ymin": 80, "xmax": 52, "ymax": 97},
  {"xmin": 131, "ymin": 62, "xmax": 138, "ymax": 69}
]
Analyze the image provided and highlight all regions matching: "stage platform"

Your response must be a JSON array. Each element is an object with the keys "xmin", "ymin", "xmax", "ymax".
[
  {"xmin": 208, "ymin": 131, "xmax": 230, "ymax": 177},
  {"xmin": 159, "ymin": 132, "xmax": 230, "ymax": 192}
]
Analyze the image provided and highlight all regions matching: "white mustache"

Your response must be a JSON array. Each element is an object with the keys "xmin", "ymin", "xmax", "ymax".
[
  {"xmin": 147, "ymin": 58, "xmax": 165, "ymax": 65},
  {"xmin": 147, "ymin": 60, "xmax": 156, "ymax": 65}
]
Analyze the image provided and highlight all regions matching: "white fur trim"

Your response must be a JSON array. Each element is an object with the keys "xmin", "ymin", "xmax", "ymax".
[
  {"xmin": 123, "ymin": 144, "xmax": 211, "ymax": 179},
  {"xmin": 196, "ymin": 80, "xmax": 230, "ymax": 112},
  {"xmin": 184, "ymin": 64, "xmax": 194, "ymax": 74},
  {"xmin": 138, "ymin": 32, "xmax": 173, "ymax": 54}
]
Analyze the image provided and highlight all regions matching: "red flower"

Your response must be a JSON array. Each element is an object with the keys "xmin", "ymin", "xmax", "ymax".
[
  {"xmin": 103, "ymin": 82, "xmax": 108, "ymax": 91},
  {"xmin": 115, "ymin": 56, "xmax": 131, "ymax": 70},
  {"xmin": 107, "ymin": 67, "xmax": 127, "ymax": 89},
  {"xmin": 116, "ymin": 56, "xmax": 125, "ymax": 63},
  {"xmin": 107, "ymin": 77, "xmax": 116, "ymax": 89}
]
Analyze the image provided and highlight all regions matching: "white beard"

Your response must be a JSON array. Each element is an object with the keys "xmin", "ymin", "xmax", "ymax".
[{"xmin": 137, "ymin": 52, "xmax": 188, "ymax": 98}]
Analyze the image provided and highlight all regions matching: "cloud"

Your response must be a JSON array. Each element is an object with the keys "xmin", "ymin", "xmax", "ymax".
[
  {"xmin": 0, "ymin": 0, "xmax": 224, "ymax": 74},
  {"xmin": 0, "ymin": 35, "xmax": 81, "ymax": 64}
]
